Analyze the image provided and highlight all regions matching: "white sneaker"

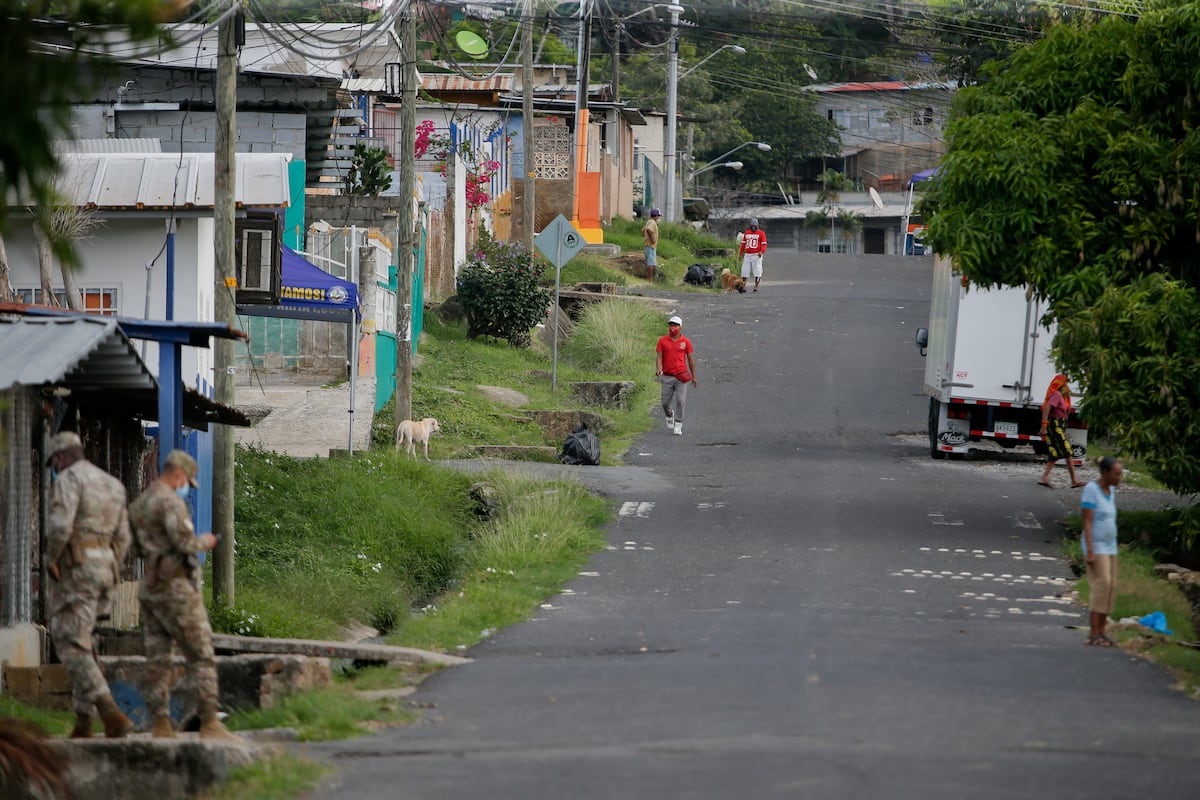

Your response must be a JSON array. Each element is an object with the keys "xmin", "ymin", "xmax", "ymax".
[
  {"xmin": 673, "ymin": 422, "xmax": 683, "ymax": 436},
  {"xmin": 665, "ymin": 415, "xmax": 674, "ymax": 429}
]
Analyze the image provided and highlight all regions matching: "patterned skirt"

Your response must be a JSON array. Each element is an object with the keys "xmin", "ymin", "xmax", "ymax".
[{"xmin": 1045, "ymin": 418, "xmax": 1071, "ymax": 460}]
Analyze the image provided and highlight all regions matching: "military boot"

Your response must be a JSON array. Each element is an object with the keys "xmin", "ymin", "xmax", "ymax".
[
  {"xmin": 151, "ymin": 715, "xmax": 176, "ymax": 739},
  {"xmin": 69, "ymin": 713, "xmax": 94, "ymax": 739},
  {"xmin": 94, "ymin": 694, "xmax": 133, "ymax": 739},
  {"xmin": 199, "ymin": 716, "xmax": 241, "ymax": 742}
]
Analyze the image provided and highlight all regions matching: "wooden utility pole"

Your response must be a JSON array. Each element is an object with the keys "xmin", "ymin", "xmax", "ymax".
[
  {"xmin": 212, "ymin": 2, "xmax": 238, "ymax": 606},
  {"xmin": 394, "ymin": 2, "xmax": 417, "ymax": 426},
  {"xmin": 521, "ymin": 0, "xmax": 535, "ymax": 249}
]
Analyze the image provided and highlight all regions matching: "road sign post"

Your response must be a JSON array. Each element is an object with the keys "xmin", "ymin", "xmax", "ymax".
[{"xmin": 534, "ymin": 215, "xmax": 586, "ymax": 390}]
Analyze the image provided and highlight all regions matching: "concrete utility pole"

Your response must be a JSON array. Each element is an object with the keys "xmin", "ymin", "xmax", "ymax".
[
  {"xmin": 521, "ymin": 0, "xmax": 535, "ymax": 250},
  {"xmin": 212, "ymin": 1, "xmax": 238, "ymax": 606},
  {"xmin": 663, "ymin": 4, "xmax": 680, "ymax": 223},
  {"xmin": 394, "ymin": 1, "xmax": 417, "ymax": 426}
]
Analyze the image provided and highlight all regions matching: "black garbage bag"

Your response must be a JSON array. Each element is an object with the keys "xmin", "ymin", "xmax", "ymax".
[
  {"xmin": 684, "ymin": 263, "xmax": 716, "ymax": 287},
  {"xmin": 560, "ymin": 423, "xmax": 601, "ymax": 466}
]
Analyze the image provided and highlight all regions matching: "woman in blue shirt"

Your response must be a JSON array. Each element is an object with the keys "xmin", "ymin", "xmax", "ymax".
[{"xmin": 1080, "ymin": 456, "xmax": 1124, "ymax": 646}]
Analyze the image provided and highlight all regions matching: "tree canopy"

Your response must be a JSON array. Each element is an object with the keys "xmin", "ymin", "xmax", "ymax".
[
  {"xmin": 922, "ymin": 3, "xmax": 1200, "ymax": 500},
  {"xmin": 0, "ymin": 0, "xmax": 184, "ymax": 263}
]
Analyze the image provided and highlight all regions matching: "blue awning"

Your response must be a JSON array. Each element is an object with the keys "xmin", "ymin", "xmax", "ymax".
[
  {"xmin": 279, "ymin": 245, "xmax": 359, "ymax": 317},
  {"xmin": 908, "ymin": 166, "xmax": 941, "ymax": 187}
]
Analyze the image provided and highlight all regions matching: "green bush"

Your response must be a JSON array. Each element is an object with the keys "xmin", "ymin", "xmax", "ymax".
[{"xmin": 456, "ymin": 232, "xmax": 552, "ymax": 347}]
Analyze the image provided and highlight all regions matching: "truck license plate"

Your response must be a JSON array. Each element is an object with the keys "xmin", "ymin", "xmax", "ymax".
[{"xmin": 995, "ymin": 421, "xmax": 1018, "ymax": 436}]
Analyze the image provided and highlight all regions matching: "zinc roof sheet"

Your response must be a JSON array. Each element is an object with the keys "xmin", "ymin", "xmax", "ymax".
[
  {"xmin": 48, "ymin": 153, "xmax": 291, "ymax": 211},
  {"xmin": 0, "ymin": 316, "xmax": 156, "ymax": 394}
]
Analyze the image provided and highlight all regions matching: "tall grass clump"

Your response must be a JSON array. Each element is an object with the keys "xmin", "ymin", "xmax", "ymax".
[
  {"xmin": 566, "ymin": 299, "xmax": 664, "ymax": 375},
  {"xmin": 561, "ymin": 253, "xmax": 631, "ymax": 286},
  {"xmin": 224, "ymin": 446, "xmax": 477, "ymax": 639}
]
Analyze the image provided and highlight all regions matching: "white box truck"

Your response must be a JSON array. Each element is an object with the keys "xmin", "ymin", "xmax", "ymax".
[{"xmin": 914, "ymin": 255, "xmax": 1086, "ymax": 461}]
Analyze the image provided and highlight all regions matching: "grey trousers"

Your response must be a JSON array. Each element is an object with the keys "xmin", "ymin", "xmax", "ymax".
[{"xmin": 660, "ymin": 376, "xmax": 690, "ymax": 422}]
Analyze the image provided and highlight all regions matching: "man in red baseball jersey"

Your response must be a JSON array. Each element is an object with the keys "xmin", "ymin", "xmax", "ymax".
[{"xmin": 738, "ymin": 218, "xmax": 767, "ymax": 292}]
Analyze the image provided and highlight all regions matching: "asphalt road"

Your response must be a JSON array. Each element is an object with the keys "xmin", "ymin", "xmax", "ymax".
[{"xmin": 309, "ymin": 254, "xmax": 1200, "ymax": 798}]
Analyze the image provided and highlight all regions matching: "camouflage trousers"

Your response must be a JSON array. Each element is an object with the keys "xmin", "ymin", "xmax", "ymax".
[
  {"xmin": 139, "ymin": 577, "xmax": 219, "ymax": 718},
  {"xmin": 48, "ymin": 558, "xmax": 117, "ymax": 715}
]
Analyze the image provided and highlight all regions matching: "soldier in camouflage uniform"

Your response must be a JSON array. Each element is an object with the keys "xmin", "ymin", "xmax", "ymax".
[
  {"xmin": 127, "ymin": 449, "xmax": 240, "ymax": 742},
  {"xmin": 44, "ymin": 431, "xmax": 135, "ymax": 739}
]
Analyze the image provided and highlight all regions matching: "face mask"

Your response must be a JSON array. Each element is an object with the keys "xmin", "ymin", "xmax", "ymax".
[
  {"xmin": 50, "ymin": 469, "xmax": 59, "ymax": 483},
  {"xmin": 176, "ymin": 486, "xmax": 191, "ymax": 500}
]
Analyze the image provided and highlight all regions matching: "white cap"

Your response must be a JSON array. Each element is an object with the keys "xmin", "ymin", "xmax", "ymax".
[{"xmin": 668, "ymin": 315, "xmax": 682, "ymax": 325}]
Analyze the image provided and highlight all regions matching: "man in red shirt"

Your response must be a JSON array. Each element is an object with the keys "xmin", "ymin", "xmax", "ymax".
[
  {"xmin": 738, "ymin": 218, "xmax": 767, "ymax": 292},
  {"xmin": 655, "ymin": 315, "xmax": 697, "ymax": 436}
]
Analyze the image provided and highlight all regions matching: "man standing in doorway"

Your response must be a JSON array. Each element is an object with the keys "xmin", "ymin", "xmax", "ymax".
[
  {"xmin": 45, "ymin": 431, "xmax": 134, "ymax": 739},
  {"xmin": 642, "ymin": 207, "xmax": 662, "ymax": 283},
  {"xmin": 738, "ymin": 218, "xmax": 767, "ymax": 292},
  {"xmin": 656, "ymin": 315, "xmax": 697, "ymax": 436}
]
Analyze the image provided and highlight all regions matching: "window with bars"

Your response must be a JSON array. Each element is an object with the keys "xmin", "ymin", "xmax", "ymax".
[{"xmin": 16, "ymin": 287, "xmax": 120, "ymax": 315}]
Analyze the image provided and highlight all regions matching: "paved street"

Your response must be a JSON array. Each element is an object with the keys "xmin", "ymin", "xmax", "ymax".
[{"xmin": 310, "ymin": 253, "xmax": 1200, "ymax": 798}]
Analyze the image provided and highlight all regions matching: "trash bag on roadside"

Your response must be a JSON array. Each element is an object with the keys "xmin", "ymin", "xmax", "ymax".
[
  {"xmin": 1138, "ymin": 610, "xmax": 1174, "ymax": 636},
  {"xmin": 684, "ymin": 263, "xmax": 716, "ymax": 287},
  {"xmin": 560, "ymin": 423, "xmax": 601, "ymax": 466}
]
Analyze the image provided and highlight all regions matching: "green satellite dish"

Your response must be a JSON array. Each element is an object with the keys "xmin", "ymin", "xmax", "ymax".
[{"xmin": 455, "ymin": 30, "xmax": 489, "ymax": 59}]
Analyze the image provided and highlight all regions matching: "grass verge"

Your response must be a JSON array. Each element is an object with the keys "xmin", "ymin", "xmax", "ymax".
[
  {"xmin": 1062, "ymin": 531, "xmax": 1200, "ymax": 698},
  {"xmin": 202, "ymin": 754, "xmax": 328, "ymax": 800},
  {"xmin": 388, "ymin": 472, "xmax": 609, "ymax": 652}
]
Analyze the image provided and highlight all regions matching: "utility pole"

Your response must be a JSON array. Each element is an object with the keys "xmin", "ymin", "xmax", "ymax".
[
  {"xmin": 663, "ymin": 4, "xmax": 680, "ymax": 223},
  {"xmin": 521, "ymin": 0, "xmax": 535, "ymax": 250},
  {"xmin": 394, "ymin": 0, "xmax": 417, "ymax": 426},
  {"xmin": 211, "ymin": 0, "xmax": 238, "ymax": 606}
]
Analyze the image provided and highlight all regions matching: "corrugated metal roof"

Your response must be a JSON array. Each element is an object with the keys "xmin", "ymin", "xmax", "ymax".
[
  {"xmin": 48, "ymin": 153, "xmax": 291, "ymax": 211},
  {"xmin": 54, "ymin": 139, "xmax": 163, "ymax": 154},
  {"xmin": 809, "ymin": 81, "xmax": 956, "ymax": 93},
  {"xmin": 343, "ymin": 77, "xmax": 387, "ymax": 93},
  {"xmin": 0, "ymin": 316, "xmax": 156, "ymax": 394},
  {"xmin": 423, "ymin": 75, "xmax": 512, "ymax": 93},
  {"xmin": 0, "ymin": 311, "xmax": 249, "ymax": 428}
]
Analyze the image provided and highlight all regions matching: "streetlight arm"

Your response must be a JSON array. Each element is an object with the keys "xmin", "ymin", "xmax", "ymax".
[
  {"xmin": 678, "ymin": 44, "xmax": 746, "ymax": 80},
  {"xmin": 703, "ymin": 141, "xmax": 771, "ymax": 166},
  {"xmin": 688, "ymin": 160, "xmax": 743, "ymax": 179}
]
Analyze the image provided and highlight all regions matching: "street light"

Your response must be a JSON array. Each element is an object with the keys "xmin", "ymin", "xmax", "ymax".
[
  {"xmin": 665, "ymin": 12, "xmax": 747, "ymax": 222},
  {"xmin": 686, "ymin": 141, "xmax": 767, "ymax": 194},
  {"xmin": 679, "ymin": 44, "xmax": 746, "ymax": 80},
  {"xmin": 688, "ymin": 160, "xmax": 743, "ymax": 180}
]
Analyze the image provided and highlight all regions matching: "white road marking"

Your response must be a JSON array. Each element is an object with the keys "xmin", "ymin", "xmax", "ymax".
[
  {"xmin": 1010, "ymin": 511, "xmax": 1042, "ymax": 529},
  {"xmin": 618, "ymin": 502, "xmax": 655, "ymax": 518}
]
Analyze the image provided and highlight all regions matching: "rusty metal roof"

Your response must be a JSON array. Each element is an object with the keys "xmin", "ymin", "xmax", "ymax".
[
  {"xmin": 422, "ymin": 75, "xmax": 513, "ymax": 93},
  {"xmin": 48, "ymin": 153, "xmax": 292, "ymax": 212}
]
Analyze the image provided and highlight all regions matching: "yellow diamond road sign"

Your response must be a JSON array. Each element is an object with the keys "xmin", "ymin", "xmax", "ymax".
[{"xmin": 535, "ymin": 214, "xmax": 586, "ymax": 271}]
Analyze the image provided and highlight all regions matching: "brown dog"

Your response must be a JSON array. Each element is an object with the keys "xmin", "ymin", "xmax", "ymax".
[
  {"xmin": 720, "ymin": 268, "xmax": 747, "ymax": 295},
  {"xmin": 395, "ymin": 417, "xmax": 441, "ymax": 459}
]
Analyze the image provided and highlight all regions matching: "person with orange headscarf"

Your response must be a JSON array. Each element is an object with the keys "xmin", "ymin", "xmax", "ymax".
[{"xmin": 1038, "ymin": 374, "xmax": 1084, "ymax": 489}]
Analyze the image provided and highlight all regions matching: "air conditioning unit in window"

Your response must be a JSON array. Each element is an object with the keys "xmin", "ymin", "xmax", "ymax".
[{"xmin": 235, "ymin": 212, "xmax": 282, "ymax": 305}]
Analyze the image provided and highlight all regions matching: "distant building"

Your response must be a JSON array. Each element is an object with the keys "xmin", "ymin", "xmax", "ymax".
[{"xmin": 798, "ymin": 81, "xmax": 953, "ymax": 193}]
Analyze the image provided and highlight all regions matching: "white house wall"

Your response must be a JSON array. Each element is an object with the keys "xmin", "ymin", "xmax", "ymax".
[{"xmin": 5, "ymin": 217, "xmax": 215, "ymax": 393}]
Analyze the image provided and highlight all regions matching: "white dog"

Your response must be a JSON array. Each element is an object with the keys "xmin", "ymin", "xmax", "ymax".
[{"xmin": 395, "ymin": 417, "xmax": 441, "ymax": 459}]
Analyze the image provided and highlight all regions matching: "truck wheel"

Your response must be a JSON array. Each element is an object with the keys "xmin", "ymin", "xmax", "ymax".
[{"xmin": 928, "ymin": 398, "xmax": 946, "ymax": 460}]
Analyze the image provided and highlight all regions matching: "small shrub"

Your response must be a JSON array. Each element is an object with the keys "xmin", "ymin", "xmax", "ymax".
[{"xmin": 457, "ymin": 232, "xmax": 552, "ymax": 347}]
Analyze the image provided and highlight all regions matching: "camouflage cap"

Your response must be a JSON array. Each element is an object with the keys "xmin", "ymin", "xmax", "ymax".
[
  {"xmin": 45, "ymin": 431, "xmax": 83, "ymax": 465},
  {"xmin": 164, "ymin": 449, "xmax": 199, "ymax": 487}
]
